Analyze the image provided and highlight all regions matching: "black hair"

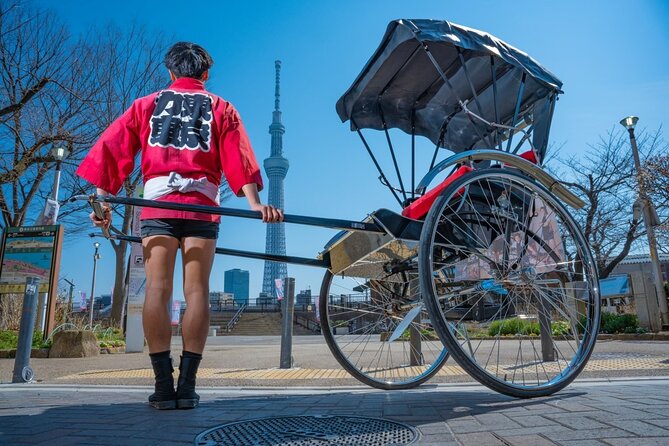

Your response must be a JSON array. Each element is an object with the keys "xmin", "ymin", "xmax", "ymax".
[{"xmin": 164, "ymin": 42, "xmax": 213, "ymax": 80}]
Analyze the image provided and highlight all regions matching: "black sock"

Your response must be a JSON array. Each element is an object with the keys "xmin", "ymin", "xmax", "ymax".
[
  {"xmin": 182, "ymin": 350, "xmax": 202, "ymax": 360},
  {"xmin": 149, "ymin": 350, "xmax": 171, "ymax": 360}
]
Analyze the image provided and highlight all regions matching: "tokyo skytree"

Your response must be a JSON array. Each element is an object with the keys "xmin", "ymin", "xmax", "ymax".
[{"xmin": 261, "ymin": 60, "xmax": 289, "ymax": 299}]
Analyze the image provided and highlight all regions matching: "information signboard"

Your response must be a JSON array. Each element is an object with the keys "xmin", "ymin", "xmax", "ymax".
[{"xmin": 0, "ymin": 225, "xmax": 64, "ymax": 336}]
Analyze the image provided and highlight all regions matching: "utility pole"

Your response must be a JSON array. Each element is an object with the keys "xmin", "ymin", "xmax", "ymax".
[{"xmin": 621, "ymin": 116, "xmax": 669, "ymax": 327}]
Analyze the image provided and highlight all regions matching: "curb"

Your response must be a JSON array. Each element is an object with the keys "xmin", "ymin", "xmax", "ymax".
[{"xmin": 0, "ymin": 346, "xmax": 126, "ymax": 358}]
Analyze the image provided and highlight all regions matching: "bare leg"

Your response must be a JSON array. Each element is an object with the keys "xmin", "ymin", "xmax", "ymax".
[
  {"xmin": 180, "ymin": 236, "xmax": 216, "ymax": 354},
  {"xmin": 142, "ymin": 235, "xmax": 179, "ymax": 354}
]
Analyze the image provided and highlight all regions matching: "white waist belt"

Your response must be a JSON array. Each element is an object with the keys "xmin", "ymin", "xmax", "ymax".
[{"xmin": 143, "ymin": 172, "xmax": 220, "ymax": 205}]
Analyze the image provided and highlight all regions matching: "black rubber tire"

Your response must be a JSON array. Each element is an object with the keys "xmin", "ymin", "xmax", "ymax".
[
  {"xmin": 319, "ymin": 269, "xmax": 449, "ymax": 390},
  {"xmin": 419, "ymin": 168, "xmax": 600, "ymax": 398}
]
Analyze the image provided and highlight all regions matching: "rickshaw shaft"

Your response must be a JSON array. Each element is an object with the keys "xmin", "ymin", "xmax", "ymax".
[
  {"xmin": 75, "ymin": 195, "xmax": 385, "ymax": 234},
  {"xmin": 102, "ymin": 233, "xmax": 329, "ymax": 268}
]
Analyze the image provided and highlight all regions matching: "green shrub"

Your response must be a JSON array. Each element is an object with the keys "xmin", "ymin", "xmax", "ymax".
[
  {"xmin": 600, "ymin": 313, "xmax": 639, "ymax": 334},
  {"xmin": 578, "ymin": 312, "xmax": 640, "ymax": 334},
  {"xmin": 488, "ymin": 318, "xmax": 577, "ymax": 337},
  {"xmin": 0, "ymin": 330, "xmax": 51, "ymax": 349},
  {"xmin": 0, "ymin": 330, "xmax": 19, "ymax": 349},
  {"xmin": 551, "ymin": 320, "xmax": 571, "ymax": 336},
  {"xmin": 487, "ymin": 318, "xmax": 540, "ymax": 336}
]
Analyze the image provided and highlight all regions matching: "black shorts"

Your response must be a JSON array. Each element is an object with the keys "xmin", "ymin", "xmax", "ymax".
[{"xmin": 140, "ymin": 219, "xmax": 219, "ymax": 240}]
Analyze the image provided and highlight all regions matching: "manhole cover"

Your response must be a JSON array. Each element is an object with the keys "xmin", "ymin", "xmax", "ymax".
[{"xmin": 194, "ymin": 415, "xmax": 419, "ymax": 445}]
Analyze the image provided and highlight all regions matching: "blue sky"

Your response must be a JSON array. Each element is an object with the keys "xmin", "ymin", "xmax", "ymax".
[{"xmin": 50, "ymin": 0, "xmax": 669, "ymax": 302}]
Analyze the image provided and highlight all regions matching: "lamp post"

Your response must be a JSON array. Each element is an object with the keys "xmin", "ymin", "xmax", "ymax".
[
  {"xmin": 88, "ymin": 241, "xmax": 101, "ymax": 328},
  {"xmin": 50, "ymin": 146, "xmax": 68, "ymax": 202},
  {"xmin": 37, "ymin": 146, "xmax": 69, "ymax": 225},
  {"xmin": 620, "ymin": 116, "xmax": 669, "ymax": 326}
]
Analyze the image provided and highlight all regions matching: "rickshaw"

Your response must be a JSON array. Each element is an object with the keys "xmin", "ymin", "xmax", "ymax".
[{"xmin": 78, "ymin": 19, "xmax": 600, "ymax": 398}]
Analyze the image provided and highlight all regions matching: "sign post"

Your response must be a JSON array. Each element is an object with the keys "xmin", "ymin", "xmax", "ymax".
[
  {"xmin": 125, "ymin": 203, "xmax": 146, "ymax": 353},
  {"xmin": 280, "ymin": 277, "xmax": 295, "ymax": 369},
  {"xmin": 12, "ymin": 277, "xmax": 40, "ymax": 383}
]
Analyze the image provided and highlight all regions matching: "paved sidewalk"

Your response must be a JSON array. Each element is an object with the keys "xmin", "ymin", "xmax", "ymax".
[
  {"xmin": 2, "ymin": 337, "xmax": 668, "ymax": 387},
  {"xmin": 1, "ymin": 378, "xmax": 669, "ymax": 445}
]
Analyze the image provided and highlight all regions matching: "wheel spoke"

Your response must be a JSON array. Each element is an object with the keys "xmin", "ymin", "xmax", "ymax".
[{"xmin": 420, "ymin": 169, "xmax": 600, "ymax": 397}]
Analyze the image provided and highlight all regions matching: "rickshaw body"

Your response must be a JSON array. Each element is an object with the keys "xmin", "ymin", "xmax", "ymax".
[
  {"xmin": 82, "ymin": 19, "xmax": 600, "ymax": 397},
  {"xmin": 317, "ymin": 19, "xmax": 600, "ymax": 396}
]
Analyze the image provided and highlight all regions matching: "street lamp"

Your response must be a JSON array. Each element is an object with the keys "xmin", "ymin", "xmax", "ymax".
[
  {"xmin": 620, "ymin": 116, "xmax": 669, "ymax": 327},
  {"xmin": 37, "ymin": 146, "xmax": 69, "ymax": 225},
  {"xmin": 50, "ymin": 146, "xmax": 69, "ymax": 202},
  {"xmin": 88, "ymin": 241, "xmax": 101, "ymax": 328}
]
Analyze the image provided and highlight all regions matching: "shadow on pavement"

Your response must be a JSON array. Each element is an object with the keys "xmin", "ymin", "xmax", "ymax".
[{"xmin": 0, "ymin": 386, "xmax": 584, "ymax": 445}]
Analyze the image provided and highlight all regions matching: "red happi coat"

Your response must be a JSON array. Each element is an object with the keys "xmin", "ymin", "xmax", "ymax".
[{"xmin": 76, "ymin": 77, "xmax": 263, "ymax": 222}]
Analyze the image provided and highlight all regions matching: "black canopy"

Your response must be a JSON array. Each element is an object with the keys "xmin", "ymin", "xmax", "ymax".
[{"xmin": 336, "ymin": 19, "xmax": 563, "ymax": 158}]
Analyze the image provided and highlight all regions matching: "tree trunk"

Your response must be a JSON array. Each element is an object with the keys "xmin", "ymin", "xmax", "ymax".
[{"xmin": 110, "ymin": 239, "xmax": 129, "ymax": 326}]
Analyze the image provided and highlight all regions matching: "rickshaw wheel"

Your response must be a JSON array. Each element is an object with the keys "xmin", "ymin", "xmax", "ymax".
[
  {"xmin": 319, "ymin": 268, "xmax": 449, "ymax": 390},
  {"xmin": 419, "ymin": 168, "xmax": 600, "ymax": 398}
]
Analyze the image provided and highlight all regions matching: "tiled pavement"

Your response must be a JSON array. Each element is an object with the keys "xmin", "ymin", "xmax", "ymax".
[{"xmin": 1, "ymin": 378, "xmax": 669, "ymax": 445}]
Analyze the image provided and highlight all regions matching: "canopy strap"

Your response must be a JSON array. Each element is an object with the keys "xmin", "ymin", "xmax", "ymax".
[
  {"xmin": 458, "ymin": 48, "xmax": 495, "ymax": 149},
  {"xmin": 458, "ymin": 100, "xmax": 537, "ymax": 155},
  {"xmin": 352, "ymin": 120, "xmax": 403, "ymax": 207},
  {"xmin": 411, "ymin": 110, "xmax": 416, "ymax": 200},
  {"xmin": 490, "ymin": 56, "xmax": 503, "ymax": 151},
  {"xmin": 421, "ymin": 43, "xmax": 490, "ymax": 151},
  {"xmin": 379, "ymin": 107, "xmax": 408, "ymax": 203},
  {"xmin": 506, "ymin": 73, "xmax": 527, "ymax": 152}
]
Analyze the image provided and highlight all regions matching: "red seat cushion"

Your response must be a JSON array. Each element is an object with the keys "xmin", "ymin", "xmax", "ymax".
[
  {"xmin": 402, "ymin": 166, "xmax": 473, "ymax": 220},
  {"xmin": 518, "ymin": 149, "xmax": 538, "ymax": 164}
]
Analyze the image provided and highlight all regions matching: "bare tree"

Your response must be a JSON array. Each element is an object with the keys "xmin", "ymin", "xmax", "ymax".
[
  {"xmin": 60, "ymin": 24, "xmax": 170, "ymax": 326},
  {"xmin": 0, "ymin": 2, "xmax": 101, "ymax": 228},
  {"xmin": 550, "ymin": 128, "xmax": 668, "ymax": 278},
  {"xmin": 641, "ymin": 134, "xmax": 669, "ymax": 253}
]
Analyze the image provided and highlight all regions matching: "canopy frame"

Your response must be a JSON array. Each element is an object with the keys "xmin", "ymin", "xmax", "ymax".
[{"xmin": 338, "ymin": 19, "xmax": 563, "ymax": 206}]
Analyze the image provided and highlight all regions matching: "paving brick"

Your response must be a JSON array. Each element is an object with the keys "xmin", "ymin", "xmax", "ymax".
[
  {"xmin": 508, "ymin": 415, "xmax": 557, "ymax": 427},
  {"xmin": 497, "ymin": 433, "xmax": 558, "ymax": 445},
  {"xmin": 3, "ymin": 379, "xmax": 669, "ymax": 445},
  {"xmin": 602, "ymin": 439, "xmax": 669, "ymax": 446},
  {"xmin": 456, "ymin": 431, "xmax": 507, "ymax": 445},
  {"xmin": 543, "ymin": 415, "xmax": 610, "ymax": 430},
  {"xmin": 543, "ymin": 427, "xmax": 637, "ymax": 441},
  {"xmin": 605, "ymin": 419, "xmax": 669, "ymax": 437},
  {"xmin": 558, "ymin": 441, "xmax": 608, "ymax": 446}
]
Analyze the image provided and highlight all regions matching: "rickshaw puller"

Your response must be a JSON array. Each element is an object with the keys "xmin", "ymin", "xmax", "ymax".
[{"xmin": 77, "ymin": 42, "xmax": 283, "ymax": 410}]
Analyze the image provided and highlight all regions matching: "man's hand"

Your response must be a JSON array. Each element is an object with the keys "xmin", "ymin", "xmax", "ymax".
[
  {"xmin": 90, "ymin": 206, "xmax": 112, "ymax": 231},
  {"xmin": 250, "ymin": 203, "xmax": 284, "ymax": 223}
]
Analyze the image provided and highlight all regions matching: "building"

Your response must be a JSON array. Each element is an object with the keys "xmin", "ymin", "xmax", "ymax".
[
  {"xmin": 224, "ymin": 268, "xmax": 250, "ymax": 305},
  {"xmin": 209, "ymin": 291, "xmax": 235, "ymax": 309},
  {"xmin": 610, "ymin": 253, "xmax": 669, "ymax": 282},
  {"xmin": 99, "ymin": 294, "xmax": 112, "ymax": 307},
  {"xmin": 262, "ymin": 60, "xmax": 289, "ymax": 300},
  {"xmin": 296, "ymin": 289, "xmax": 312, "ymax": 308}
]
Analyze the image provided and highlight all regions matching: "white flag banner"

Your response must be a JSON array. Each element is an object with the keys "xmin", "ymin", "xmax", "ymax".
[
  {"xmin": 275, "ymin": 278, "xmax": 284, "ymax": 301},
  {"xmin": 79, "ymin": 291, "xmax": 87, "ymax": 311},
  {"xmin": 171, "ymin": 300, "xmax": 182, "ymax": 326},
  {"xmin": 36, "ymin": 198, "xmax": 60, "ymax": 225}
]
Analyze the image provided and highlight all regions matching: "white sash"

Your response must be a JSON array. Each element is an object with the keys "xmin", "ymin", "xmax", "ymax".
[{"xmin": 143, "ymin": 172, "xmax": 220, "ymax": 205}]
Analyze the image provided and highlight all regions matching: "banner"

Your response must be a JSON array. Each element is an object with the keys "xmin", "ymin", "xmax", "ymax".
[
  {"xmin": 79, "ymin": 291, "xmax": 87, "ymax": 311},
  {"xmin": 275, "ymin": 278, "xmax": 284, "ymax": 300},
  {"xmin": 171, "ymin": 300, "xmax": 182, "ymax": 326},
  {"xmin": 35, "ymin": 199, "xmax": 60, "ymax": 226}
]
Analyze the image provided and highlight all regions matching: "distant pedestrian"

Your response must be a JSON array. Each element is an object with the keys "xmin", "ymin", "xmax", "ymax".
[{"xmin": 77, "ymin": 42, "xmax": 283, "ymax": 409}]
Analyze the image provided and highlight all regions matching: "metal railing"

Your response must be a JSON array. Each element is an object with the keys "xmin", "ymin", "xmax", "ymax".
[
  {"xmin": 225, "ymin": 304, "xmax": 247, "ymax": 333},
  {"xmin": 294, "ymin": 314, "xmax": 321, "ymax": 333}
]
